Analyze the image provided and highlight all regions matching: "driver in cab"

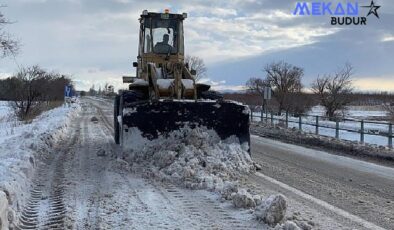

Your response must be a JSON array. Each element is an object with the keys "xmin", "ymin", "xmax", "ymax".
[{"xmin": 154, "ymin": 34, "xmax": 173, "ymax": 54}]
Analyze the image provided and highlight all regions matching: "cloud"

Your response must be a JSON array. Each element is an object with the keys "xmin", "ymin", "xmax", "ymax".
[
  {"xmin": 382, "ymin": 34, "xmax": 394, "ymax": 42},
  {"xmin": 67, "ymin": 67, "xmax": 129, "ymax": 91},
  {"xmin": 198, "ymin": 78, "xmax": 226, "ymax": 85},
  {"xmin": 1, "ymin": 0, "xmax": 393, "ymax": 92},
  {"xmin": 353, "ymin": 76, "xmax": 394, "ymax": 92},
  {"xmin": 211, "ymin": 84, "xmax": 247, "ymax": 92},
  {"xmin": 0, "ymin": 72, "xmax": 12, "ymax": 79},
  {"xmin": 197, "ymin": 78, "xmax": 246, "ymax": 92},
  {"xmin": 184, "ymin": 10, "xmax": 340, "ymax": 63}
]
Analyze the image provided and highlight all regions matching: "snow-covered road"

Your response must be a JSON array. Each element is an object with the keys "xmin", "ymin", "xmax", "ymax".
[
  {"xmin": 12, "ymin": 97, "xmax": 394, "ymax": 230},
  {"xmin": 16, "ymin": 98, "xmax": 262, "ymax": 229},
  {"xmin": 251, "ymin": 135, "xmax": 394, "ymax": 230}
]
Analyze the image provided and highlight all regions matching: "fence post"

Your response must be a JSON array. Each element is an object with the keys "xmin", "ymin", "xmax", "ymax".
[
  {"xmin": 270, "ymin": 112, "xmax": 274, "ymax": 125},
  {"xmin": 260, "ymin": 110, "xmax": 263, "ymax": 122},
  {"xmin": 335, "ymin": 120, "xmax": 339, "ymax": 139},
  {"xmin": 285, "ymin": 112, "xmax": 289, "ymax": 128},
  {"xmin": 389, "ymin": 123, "xmax": 393, "ymax": 149},
  {"xmin": 265, "ymin": 109, "xmax": 268, "ymax": 123},
  {"xmin": 299, "ymin": 116, "xmax": 302, "ymax": 131},
  {"xmin": 360, "ymin": 120, "xmax": 364, "ymax": 144},
  {"xmin": 315, "ymin": 116, "xmax": 319, "ymax": 135}
]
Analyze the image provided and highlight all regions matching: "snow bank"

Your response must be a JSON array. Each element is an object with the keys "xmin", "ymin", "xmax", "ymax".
[
  {"xmin": 275, "ymin": 221, "xmax": 302, "ymax": 230},
  {"xmin": 0, "ymin": 102, "xmax": 22, "ymax": 142},
  {"xmin": 0, "ymin": 191, "xmax": 7, "ymax": 230},
  {"xmin": 0, "ymin": 101, "xmax": 11, "ymax": 120},
  {"xmin": 123, "ymin": 126, "xmax": 295, "ymax": 227},
  {"xmin": 124, "ymin": 126, "xmax": 254, "ymax": 192},
  {"xmin": 255, "ymin": 194, "xmax": 287, "ymax": 226},
  {"xmin": 0, "ymin": 103, "xmax": 80, "ymax": 229},
  {"xmin": 231, "ymin": 189, "xmax": 260, "ymax": 208}
]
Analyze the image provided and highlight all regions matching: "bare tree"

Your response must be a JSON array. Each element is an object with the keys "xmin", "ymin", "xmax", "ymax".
[
  {"xmin": 312, "ymin": 63, "xmax": 354, "ymax": 119},
  {"xmin": 264, "ymin": 61, "xmax": 303, "ymax": 114},
  {"xmin": 286, "ymin": 92, "xmax": 315, "ymax": 116},
  {"xmin": 185, "ymin": 55, "xmax": 207, "ymax": 81},
  {"xmin": 246, "ymin": 77, "xmax": 269, "ymax": 97},
  {"xmin": 3, "ymin": 66, "xmax": 71, "ymax": 120},
  {"xmin": 89, "ymin": 84, "xmax": 96, "ymax": 96},
  {"xmin": 0, "ymin": 7, "xmax": 19, "ymax": 58},
  {"xmin": 383, "ymin": 104, "xmax": 394, "ymax": 122},
  {"xmin": 7, "ymin": 66, "xmax": 47, "ymax": 119}
]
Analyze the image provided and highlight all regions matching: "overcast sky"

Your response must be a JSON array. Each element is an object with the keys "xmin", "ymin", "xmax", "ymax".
[{"xmin": 0, "ymin": 0, "xmax": 393, "ymax": 92}]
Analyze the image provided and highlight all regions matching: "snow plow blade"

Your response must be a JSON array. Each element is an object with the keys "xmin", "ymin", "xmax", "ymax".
[{"xmin": 121, "ymin": 100, "xmax": 250, "ymax": 151}]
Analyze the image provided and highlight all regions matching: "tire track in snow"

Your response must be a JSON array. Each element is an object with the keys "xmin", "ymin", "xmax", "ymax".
[
  {"xmin": 78, "ymin": 106, "xmax": 105, "ymax": 229},
  {"xmin": 159, "ymin": 182, "xmax": 256, "ymax": 229},
  {"xmin": 17, "ymin": 117, "xmax": 80, "ymax": 230}
]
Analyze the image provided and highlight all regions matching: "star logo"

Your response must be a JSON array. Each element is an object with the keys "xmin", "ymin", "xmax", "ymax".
[{"xmin": 362, "ymin": 0, "xmax": 381, "ymax": 18}]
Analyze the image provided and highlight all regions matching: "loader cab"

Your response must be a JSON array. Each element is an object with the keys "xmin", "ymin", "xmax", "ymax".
[{"xmin": 139, "ymin": 10, "xmax": 186, "ymax": 60}]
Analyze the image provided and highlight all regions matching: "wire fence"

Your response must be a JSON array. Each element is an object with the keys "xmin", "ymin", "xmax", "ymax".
[{"xmin": 251, "ymin": 110, "xmax": 393, "ymax": 149}]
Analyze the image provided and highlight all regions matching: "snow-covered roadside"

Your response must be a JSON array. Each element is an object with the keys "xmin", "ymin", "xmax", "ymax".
[
  {"xmin": 0, "ymin": 102, "xmax": 11, "ymax": 119},
  {"xmin": 0, "ymin": 103, "xmax": 80, "ymax": 229},
  {"xmin": 0, "ymin": 102, "xmax": 28, "ymax": 142}
]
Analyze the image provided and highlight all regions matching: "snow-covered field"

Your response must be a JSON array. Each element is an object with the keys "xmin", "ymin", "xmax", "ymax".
[
  {"xmin": 0, "ymin": 101, "xmax": 80, "ymax": 229},
  {"xmin": 254, "ymin": 105, "xmax": 392, "ymax": 148},
  {"xmin": 0, "ymin": 101, "xmax": 11, "ymax": 118},
  {"xmin": 308, "ymin": 105, "xmax": 388, "ymax": 119},
  {"xmin": 0, "ymin": 101, "xmax": 21, "ymax": 140}
]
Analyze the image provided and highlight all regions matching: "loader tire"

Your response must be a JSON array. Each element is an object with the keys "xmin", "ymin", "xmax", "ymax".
[
  {"xmin": 115, "ymin": 90, "xmax": 146, "ymax": 145},
  {"xmin": 114, "ymin": 95, "xmax": 120, "ymax": 144},
  {"xmin": 121, "ymin": 90, "xmax": 146, "ymax": 105}
]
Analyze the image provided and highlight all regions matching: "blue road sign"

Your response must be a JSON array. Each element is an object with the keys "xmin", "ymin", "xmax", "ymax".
[{"xmin": 65, "ymin": 85, "xmax": 73, "ymax": 97}]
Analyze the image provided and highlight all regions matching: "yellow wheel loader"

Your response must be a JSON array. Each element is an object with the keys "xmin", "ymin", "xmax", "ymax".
[{"xmin": 114, "ymin": 10, "xmax": 250, "ymax": 151}]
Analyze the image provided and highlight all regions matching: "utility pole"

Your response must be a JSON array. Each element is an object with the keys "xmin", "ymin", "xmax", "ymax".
[{"xmin": 263, "ymin": 86, "xmax": 271, "ymax": 121}]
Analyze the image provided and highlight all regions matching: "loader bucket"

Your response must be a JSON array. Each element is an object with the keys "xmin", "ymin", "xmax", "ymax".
[{"xmin": 121, "ymin": 100, "xmax": 250, "ymax": 151}]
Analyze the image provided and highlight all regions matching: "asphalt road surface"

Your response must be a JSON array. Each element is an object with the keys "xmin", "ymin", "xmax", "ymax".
[{"xmin": 250, "ymin": 135, "xmax": 394, "ymax": 230}]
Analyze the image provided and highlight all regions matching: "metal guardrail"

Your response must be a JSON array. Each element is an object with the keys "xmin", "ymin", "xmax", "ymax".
[{"xmin": 251, "ymin": 111, "xmax": 393, "ymax": 149}]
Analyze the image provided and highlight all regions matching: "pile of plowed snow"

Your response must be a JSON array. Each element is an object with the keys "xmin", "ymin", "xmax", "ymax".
[
  {"xmin": 124, "ymin": 127, "xmax": 254, "ymax": 191},
  {"xmin": 123, "ymin": 126, "xmax": 313, "ymax": 228}
]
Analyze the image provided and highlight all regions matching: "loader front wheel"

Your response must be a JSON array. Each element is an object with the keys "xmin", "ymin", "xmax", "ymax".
[{"xmin": 114, "ymin": 95, "xmax": 120, "ymax": 144}]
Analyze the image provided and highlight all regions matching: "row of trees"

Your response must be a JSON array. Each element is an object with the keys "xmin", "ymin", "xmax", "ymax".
[
  {"xmin": 246, "ymin": 61, "xmax": 354, "ymax": 119},
  {"xmin": 187, "ymin": 57, "xmax": 393, "ymax": 121},
  {"xmin": 0, "ymin": 66, "xmax": 72, "ymax": 120},
  {"xmin": 84, "ymin": 83, "xmax": 115, "ymax": 97}
]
